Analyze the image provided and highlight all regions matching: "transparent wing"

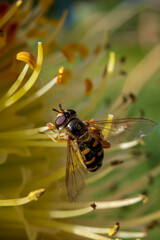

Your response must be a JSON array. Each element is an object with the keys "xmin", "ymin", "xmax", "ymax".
[
  {"xmin": 66, "ymin": 138, "xmax": 88, "ymax": 202},
  {"xmin": 86, "ymin": 118, "xmax": 157, "ymax": 144}
]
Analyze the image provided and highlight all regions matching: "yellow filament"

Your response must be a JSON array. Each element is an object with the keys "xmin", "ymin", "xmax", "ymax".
[
  {"xmin": 9, "ymin": 140, "xmax": 66, "ymax": 147},
  {"xmin": 0, "ymin": 42, "xmax": 43, "ymax": 112},
  {"xmin": 102, "ymin": 114, "xmax": 114, "ymax": 139},
  {"xmin": 81, "ymin": 52, "xmax": 115, "ymax": 118},
  {"xmin": 0, "ymin": 189, "xmax": 44, "ymax": 206},
  {"xmin": 119, "ymin": 210, "xmax": 160, "ymax": 228},
  {"xmin": 49, "ymin": 206, "xmax": 93, "ymax": 219},
  {"xmin": 108, "ymin": 52, "xmax": 115, "ymax": 73},
  {"xmin": 91, "ymin": 195, "xmax": 145, "ymax": 209},
  {"xmin": 75, "ymin": 225, "xmax": 146, "ymax": 239},
  {"xmin": 110, "ymin": 43, "xmax": 160, "ymax": 114},
  {"xmin": 13, "ymin": 75, "xmax": 58, "ymax": 111},
  {"xmin": 119, "ymin": 140, "xmax": 140, "ymax": 149},
  {"xmin": 0, "ymin": 0, "xmax": 22, "ymax": 28},
  {"xmin": 30, "ymin": 195, "xmax": 146, "ymax": 220},
  {"xmin": 3, "ymin": 64, "xmax": 29, "ymax": 99},
  {"xmin": 49, "ymin": 10, "xmax": 68, "ymax": 41},
  {"xmin": 87, "ymin": 166, "xmax": 113, "ymax": 184},
  {"xmin": 27, "ymin": 165, "xmax": 66, "ymax": 189},
  {"xmin": 29, "ymin": 218, "xmax": 113, "ymax": 240}
]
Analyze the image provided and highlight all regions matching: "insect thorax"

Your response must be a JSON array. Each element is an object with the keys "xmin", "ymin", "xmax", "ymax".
[{"xmin": 65, "ymin": 118, "xmax": 89, "ymax": 140}]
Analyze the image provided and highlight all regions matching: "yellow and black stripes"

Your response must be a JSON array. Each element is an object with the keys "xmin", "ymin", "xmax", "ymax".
[{"xmin": 78, "ymin": 137, "xmax": 104, "ymax": 172}]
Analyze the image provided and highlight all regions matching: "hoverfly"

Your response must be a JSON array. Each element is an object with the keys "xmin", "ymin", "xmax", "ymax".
[{"xmin": 45, "ymin": 104, "xmax": 157, "ymax": 202}]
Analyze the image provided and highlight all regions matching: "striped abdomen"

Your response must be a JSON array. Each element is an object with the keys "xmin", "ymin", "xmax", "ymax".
[{"xmin": 78, "ymin": 137, "xmax": 104, "ymax": 172}]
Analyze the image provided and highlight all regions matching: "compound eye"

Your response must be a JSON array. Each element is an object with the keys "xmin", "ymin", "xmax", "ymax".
[
  {"xmin": 67, "ymin": 109, "xmax": 76, "ymax": 115},
  {"xmin": 55, "ymin": 115, "xmax": 66, "ymax": 128}
]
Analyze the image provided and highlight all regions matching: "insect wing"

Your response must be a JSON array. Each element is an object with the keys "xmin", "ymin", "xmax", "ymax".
[
  {"xmin": 87, "ymin": 118, "xmax": 157, "ymax": 144},
  {"xmin": 66, "ymin": 138, "xmax": 88, "ymax": 202}
]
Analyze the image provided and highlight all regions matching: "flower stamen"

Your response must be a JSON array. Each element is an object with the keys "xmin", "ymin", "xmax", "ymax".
[
  {"xmin": 16, "ymin": 51, "xmax": 36, "ymax": 70},
  {"xmin": 0, "ymin": 0, "xmax": 22, "ymax": 28},
  {"xmin": 108, "ymin": 222, "xmax": 119, "ymax": 237},
  {"xmin": 85, "ymin": 78, "xmax": 93, "ymax": 96},
  {"xmin": 81, "ymin": 52, "xmax": 115, "ymax": 118},
  {"xmin": 57, "ymin": 66, "xmax": 64, "ymax": 84},
  {"xmin": 102, "ymin": 114, "xmax": 114, "ymax": 139},
  {"xmin": 0, "ymin": 188, "xmax": 44, "ymax": 206},
  {"xmin": 3, "ymin": 64, "xmax": 29, "ymax": 99},
  {"xmin": 0, "ymin": 42, "xmax": 43, "ymax": 111},
  {"xmin": 41, "ymin": 195, "xmax": 147, "ymax": 220}
]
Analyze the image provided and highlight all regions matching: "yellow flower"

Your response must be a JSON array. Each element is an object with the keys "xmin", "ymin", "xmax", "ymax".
[{"xmin": 0, "ymin": 1, "xmax": 159, "ymax": 240}]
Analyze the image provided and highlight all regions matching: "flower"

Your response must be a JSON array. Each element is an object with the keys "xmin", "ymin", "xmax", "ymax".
[{"xmin": 0, "ymin": 1, "xmax": 160, "ymax": 240}]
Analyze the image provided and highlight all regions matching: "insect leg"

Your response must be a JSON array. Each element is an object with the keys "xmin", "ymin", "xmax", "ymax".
[
  {"xmin": 46, "ymin": 122, "xmax": 55, "ymax": 131},
  {"xmin": 44, "ymin": 132, "xmax": 67, "ymax": 142},
  {"xmin": 39, "ymin": 122, "xmax": 67, "ymax": 143}
]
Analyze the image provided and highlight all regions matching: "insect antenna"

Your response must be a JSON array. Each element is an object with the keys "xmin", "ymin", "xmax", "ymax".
[
  {"xmin": 59, "ymin": 104, "xmax": 63, "ymax": 110},
  {"xmin": 52, "ymin": 108, "xmax": 59, "ymax": 113}
]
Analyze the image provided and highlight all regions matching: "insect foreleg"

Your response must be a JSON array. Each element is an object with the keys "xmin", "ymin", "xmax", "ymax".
[
  {"xmin": 39, "ymin": 122, "xmax": 67, "ymax": 142},
  {"xmin": 44, "ymin": 132, "xmax": 67, "ymax": 142}
]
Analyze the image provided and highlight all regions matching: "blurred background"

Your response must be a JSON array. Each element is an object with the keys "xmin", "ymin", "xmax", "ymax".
[{"xmin": 0, "ymin": 0, "xmax": 160, "ymax": 239}]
